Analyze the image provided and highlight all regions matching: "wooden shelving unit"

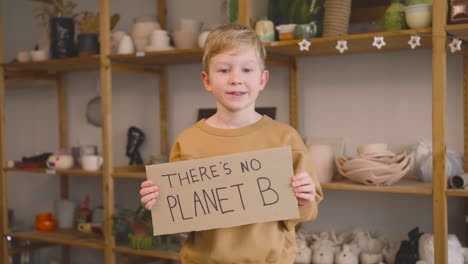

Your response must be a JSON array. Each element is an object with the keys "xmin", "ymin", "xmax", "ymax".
[{"xmin": 0, "ymin": 0, "xmax": 461, "ymax": 263}]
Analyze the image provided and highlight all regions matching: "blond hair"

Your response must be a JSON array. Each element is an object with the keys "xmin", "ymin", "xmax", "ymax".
[{"xmin": 202, "ymin": 24, "xmax": 266, "ymax": 73}]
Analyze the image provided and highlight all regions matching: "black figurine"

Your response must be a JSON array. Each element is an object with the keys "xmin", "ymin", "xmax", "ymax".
[
  {"xmin": 395, "ymin": 227, "xmax": 424, "ymax": 264},
  {"xmin": 126, "ymin": 126, "xmax": 145, "ymax": 165}
]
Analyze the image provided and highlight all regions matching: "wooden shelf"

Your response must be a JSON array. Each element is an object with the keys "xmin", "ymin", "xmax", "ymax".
[
  {"xmin": 265, "ymin": 28, "xmax": 434, "ymax": 57},
  {"xmin": 447, "ymin": 189, "xmax": 468, "ymax": 197},
  {"xmin": 4, "ymin": 69, "xmax": 57, "ymax": 88},
  {"xmin": 7, "ymin": 229, "xmax": 104, "ymax": 250},
  {"xmin": 113, "ymin": 165, "xmax": 146, "ymax": 179},
  {"xmin": 446, "ymin": 23, "xmax": 468, "ymax": 42},
  {"xmin": 114, "ymin": 245, "xmax": 180, "ymax": 260},
  {"xmin": 4, "ymin": 56, "xmax": 100, "ymax": 72},
  {"xmin": 110, "ymin": 48, "xmax": 204, "ymax": 66},
  {"xmin": 321, "ymin": 178, "xmax": 432, "ymax": 195},
  {"xmin": 4, "ymin": 167, "xmax": 103, "ymax": 177}
]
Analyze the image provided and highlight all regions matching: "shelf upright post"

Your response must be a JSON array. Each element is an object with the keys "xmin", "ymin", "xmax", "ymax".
[
  {"xmin": 157, "ymin": 0, "xmax": 169, "ymax": 155},
  {"xmin": 0, "ymin": 0, "xmax": 8, "ymax": 262},
  {"xmin": 464, "ymin": 47, "xmax": 468, "ymax": 246},
  {"xmin": 99, "ymin": 0, "xmax": 115, "ymax": 263},
  {"xmin": 432, "ymin": 0, "xmax": 448, "ymax": 263},
  {"xmin": 57, "ymin": 73, "xmax": 70, "ymax": 263},
  {"xmin": 238, "ymin": 0, "xmax": 251, "ymax": 27},
  {"xmin": 288, "ymin": 57, "xmax": 298, "ymax": 130},
  {"xmin": 159, "ymin": 66, "xmax": 168, "ymax": 155},
  {"xmin": 157, "ymin": 0, "xmax": 167, "ymax": 31}
]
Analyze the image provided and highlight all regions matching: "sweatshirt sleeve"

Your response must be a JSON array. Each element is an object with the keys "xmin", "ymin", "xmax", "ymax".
[{"xmin": 284, "ymin": 131, "xmax": 323, "ymax": 231}]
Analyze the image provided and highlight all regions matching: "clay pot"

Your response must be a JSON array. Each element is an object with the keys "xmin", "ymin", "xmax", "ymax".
[
  {"xmin": 36, "ymin": 212, "xmax": 57, "ymax": 232},
  {"xmin": 308, "ymin": 144, "xmax": 334, "ymax": 183}
]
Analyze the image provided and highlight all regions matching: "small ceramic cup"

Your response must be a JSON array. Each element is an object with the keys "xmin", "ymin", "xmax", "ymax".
[{"xmin": 81, "ymin": 155, "xmax": 103, "ymax": 171}]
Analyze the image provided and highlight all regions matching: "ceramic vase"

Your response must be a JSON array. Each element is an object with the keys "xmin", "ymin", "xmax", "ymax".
[
  {"xmin": 131, "ymin": 16, "xmax": 160, "ymax": 52},
  {"xmin": 308, "ymin": 144, "xmax": 334, "ymax": 183},
  {"xmin": 50, "ymin": 17, "xmax": 76, "ymax": 58}
]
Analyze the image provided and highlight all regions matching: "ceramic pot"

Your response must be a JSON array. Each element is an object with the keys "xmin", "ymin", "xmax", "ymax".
[
  {"xmin": 131, "ymin": 16, "xmax": 160, "ymax": 52},
  {"xmin": 294, "ymin": 22, "xmax": 318, "ymax": 39},
  {"xmin": 405, "ymin": 4, "xmax": 432, "ymax": 29},
  {"xmin": 50, "ymin": 17, "xmax": 76, "ymax": 58},
  {"xmin": 35, "ymin": 213, "xmax": 57, "ymax": 232},
  {"xmin": 78, "ymin": 34, "xmax": 99, "ymax": 56},
  {"xmin": 198, "ymin": 31, "xmax": 211, "ymax": 48},
  {"xmin": 308, "ymin": 144, "xmax": 334, "ymax": 183},
  {"xmin": 55, "ymin": 199, "xmax": 76, "ymax": 228},
  {"xmin": 255, "ymin": 19, "xmax": 275, "ymax": 42}
]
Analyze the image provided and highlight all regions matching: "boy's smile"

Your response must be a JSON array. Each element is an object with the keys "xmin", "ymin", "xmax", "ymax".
[{"xmin": 201, "ymin": 47, "xmax": 269, "ymax": 118}]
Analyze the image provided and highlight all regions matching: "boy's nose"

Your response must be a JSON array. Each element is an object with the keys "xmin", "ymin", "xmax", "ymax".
[{"xmin": 229, "ymin": 71, "xmax": 242, "ymax": 85}]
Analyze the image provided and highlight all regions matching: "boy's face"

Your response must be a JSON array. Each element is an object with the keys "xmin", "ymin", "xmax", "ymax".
[{"xmin": 201, "ymin": 47, "xmax": 269, "ymax": 116}]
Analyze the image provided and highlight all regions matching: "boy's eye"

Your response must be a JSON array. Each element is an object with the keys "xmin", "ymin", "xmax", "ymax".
[
  {"xmin": 219, "ymin": 69, "xmax": 230, "ymax": 73},
  {"xmin": 243, "ymin": 68, "xmax": 253, "ymax": 73}
]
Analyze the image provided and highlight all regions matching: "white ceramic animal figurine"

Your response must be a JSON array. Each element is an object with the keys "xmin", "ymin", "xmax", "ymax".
[
  {"xmin": 311, "ymin": 246, "xmax": 336, "ymax": 264},
  {"xmin": 418, "ymin": 233, "xmax": 464, "ymax": 264},
  {"xmin": 335, "ymin": 244, "xmax": 359, "ymax": 264},
  {"xmin": 310, "ymin": 232, "xmax": 341, "ymax": 264},
  {"xmin": 295, "ymin": 232, "xmax": 312, "ymax": 264},
  {"xmin": 352, "ymin": 230, "xmax": 386, "ymax": 254},
  {"xmin": 360, "ymin": 252, "xmax": 383, "ymax": 264}
]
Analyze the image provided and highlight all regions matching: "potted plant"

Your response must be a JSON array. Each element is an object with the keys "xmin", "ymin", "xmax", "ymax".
[
  {"xmin": 33, "ymin": 0, "xmax": 79, "ymax": 59},
  {"xmin": 113, "ymin": 205, "xmax": 183, "ymax": 250}
]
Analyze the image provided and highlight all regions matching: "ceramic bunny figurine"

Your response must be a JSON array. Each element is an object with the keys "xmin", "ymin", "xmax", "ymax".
[
  {"xmin": 311, "ymin": 232, "xmax": 341, "ymax": 264},
  {"xmin": 311, "ymin": 246, "xmax": 336, "ymax": 264},
  {"xmin": 418, "ymin": 233, "xmax": 464, "ymax": 264},
  {"xmin": 335, "ymin": 244, "xmax": 359, "ymax": 264},
  {"xmin": 360, "ymin": 253, "xmax": 383, "ymax": 264},
  {"xmin": 295, "ymin": 232, "xmax": 312, "ymax": 264}
]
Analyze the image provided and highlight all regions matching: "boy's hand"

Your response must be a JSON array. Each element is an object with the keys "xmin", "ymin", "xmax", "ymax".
[
  {"xmin": 291, "ymin": 172, "xmax": 316, "ymax": 206},
  {"xmin": 140, "ymin": 180, "xmax": 159, "ymax": 210}
]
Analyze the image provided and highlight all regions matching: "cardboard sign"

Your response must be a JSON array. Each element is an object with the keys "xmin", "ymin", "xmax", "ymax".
[{"xmin": 145, "ymin": 146, "xmax": 299, "ymax": 235}]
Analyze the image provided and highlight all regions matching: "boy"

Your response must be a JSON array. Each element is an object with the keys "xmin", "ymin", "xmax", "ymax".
[{"xmin": 140, "ymin": 24, "xmax": 323, "ymax": 263}]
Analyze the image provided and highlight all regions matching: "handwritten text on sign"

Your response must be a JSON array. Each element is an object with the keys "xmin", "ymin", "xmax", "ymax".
[{"xmin": 145, "ymin": 147, "xmax": 299, "ymax": 235}]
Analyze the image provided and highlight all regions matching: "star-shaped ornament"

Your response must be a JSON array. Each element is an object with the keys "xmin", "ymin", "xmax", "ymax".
[
  {"xmin": 336, "ymin": 40, "xmax": 348, "ymax": 53},
  {"xmin": 408, "ymin": 35, "xmax": 421, "ymax": 49},
  {"xmin": 372, "ymin": 36, "xmax": 386, "ymax": 50},
  {"xmin": 298, "ymin": 39, "xmax": 311, "ymax": 51},
  {"xmin": 449, "ymin": 38, "xmax": 462, "ymax": 53}
]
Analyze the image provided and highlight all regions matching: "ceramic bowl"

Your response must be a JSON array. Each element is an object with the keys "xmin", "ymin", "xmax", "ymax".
[
  {"xmin": 30, "ymin": 50, "xmax": 48, "ymax": 62},
  {"xmin": 172, "ymin": 31, "xmax": 198, "ymax": 49},
  {"xmin": 405, "ymin": 4, "xmax": 432, "ymax": 29},
  {"xmin": 357, "ymin": 143, "xmax": 388, "ymax": 155}
]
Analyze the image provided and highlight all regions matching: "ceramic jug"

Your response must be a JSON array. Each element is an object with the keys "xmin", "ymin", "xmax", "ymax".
[{"xmin": 255, "ymin": 18, "xmax": 275, "ymax": 42}]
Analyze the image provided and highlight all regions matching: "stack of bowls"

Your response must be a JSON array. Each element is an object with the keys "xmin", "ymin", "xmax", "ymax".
[{"xmin": 335, "ymin": 143, "xmax": 412, "ymax": 186}]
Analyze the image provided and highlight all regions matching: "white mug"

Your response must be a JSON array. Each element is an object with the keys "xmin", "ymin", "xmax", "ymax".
[{"xmin": 81, "ymin": 155, "xmax": 103, "ymax": 171}]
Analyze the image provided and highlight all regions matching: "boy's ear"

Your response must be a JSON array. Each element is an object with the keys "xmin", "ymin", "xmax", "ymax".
[
  {"xmin": 201, "ymin": 71, "xmax": 212, "ymax": 92},
  {"xmin": 259, "ymin": 69, "xmax": 269, "ymax": 91}
]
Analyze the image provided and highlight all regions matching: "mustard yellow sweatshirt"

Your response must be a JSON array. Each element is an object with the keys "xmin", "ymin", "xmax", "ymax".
[{"xmin": 169, "ymin": 115, "xmax": 323, "ymax": 264}]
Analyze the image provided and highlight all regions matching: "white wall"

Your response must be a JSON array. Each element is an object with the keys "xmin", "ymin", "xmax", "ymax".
[{"xmin": 3, "ymin": 0, "xmax": 465, "ymax": 263}]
